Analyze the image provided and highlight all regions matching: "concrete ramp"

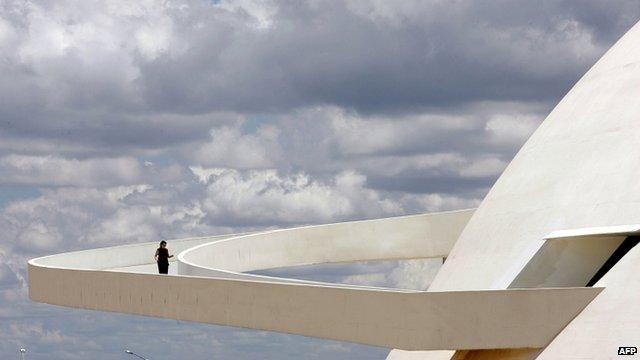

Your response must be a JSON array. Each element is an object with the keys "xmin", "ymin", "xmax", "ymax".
[
  {"xmin": 28, "ymin": 264, "xmax": 600, "ymax": 351},
  {"xmin": 28, "ymin": 209, "xmax": 601, "ymax": 351}
]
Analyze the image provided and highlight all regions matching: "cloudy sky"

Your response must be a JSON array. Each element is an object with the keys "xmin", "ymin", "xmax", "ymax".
[{"xmin": 1, "ymin": 1, "xmax": 639, "ymax": 359}]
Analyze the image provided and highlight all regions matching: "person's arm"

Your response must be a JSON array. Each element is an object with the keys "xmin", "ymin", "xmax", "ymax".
[
  {"xmin": 154, "ymin": 249, "xmax": 159, "ymax": 261},
  {"xmin": 169, "ymin": 254, "xmax": 174, "ymax": 258}
]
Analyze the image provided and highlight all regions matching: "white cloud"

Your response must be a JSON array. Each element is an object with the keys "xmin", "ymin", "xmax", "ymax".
[
  {"xmin": 0, "ymin": 155, "xmax": 143, "ymax": 187},
  {"xmin": 0, "ymin": 262, "xmax": 20, "ymax": 291},
  {"xmin": 329, "ymin": 108, "xmax": 479, "ymax": 156},
  {"xmin": 400, "ymin": 192, "xmax": 481, "ymax": 213},
  {"xmin": 16, "ymin": 221, "xmax": 63, "ymax": 252},
  {"xmin": 485, "ymin": 113, "xmax": 542, "ymax": 146},
  {"xmin": 2, "ymin": 165, "xmax": 468, "ymax": 261},
  {"xmin": 389, "ymin": 258, "xmax": 443, "ymax": 290},
  {"xmin": 0, "ymin": 185, "xmax": 177, "ymax": 255},
  {"xmin": 0, "ymin": 155, "xmax": 186, "ymax": 187},
  {"xmin": 458, "ymin": 156, "xmax": 508, "ymax": 178},
  {"xmin": 189, "ymin": 125, "xmax": 282, "ymax": 169},
  {"xmin": 332, "ymin": 258, "xmax": 444, "ymax": 290},
  {"xmin": 194, "ymin": 167, "xmax": 402, "ymax": 225},
  {"xmin": 9, "ymin": 322, "xmax": 89, "ymax": 347}
]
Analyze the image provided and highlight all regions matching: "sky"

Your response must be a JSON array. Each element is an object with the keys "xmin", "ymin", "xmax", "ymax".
[{"xmin": 1, "ymin": 1, "xmax": 639, "ymax": 359}]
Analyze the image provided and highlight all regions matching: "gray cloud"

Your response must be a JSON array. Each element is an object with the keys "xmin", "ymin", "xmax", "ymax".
[
  {"xmin": 0, "ymin": 0, "xmax": 637, "ymax": 154},
  {"xmin": 138, "ymin": 0, "xmax": 639, "ymax": 113}
]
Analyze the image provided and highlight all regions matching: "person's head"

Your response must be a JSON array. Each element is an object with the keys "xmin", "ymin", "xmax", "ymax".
[{"xmin": 160, "ymin": 240, "xmax": 167, "ymax": 248}]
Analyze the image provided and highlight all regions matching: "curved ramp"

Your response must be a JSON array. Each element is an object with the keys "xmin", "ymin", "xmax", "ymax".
[{"xmin": 28, "ymin": 209, "xmax": 601, "ymax": 351}]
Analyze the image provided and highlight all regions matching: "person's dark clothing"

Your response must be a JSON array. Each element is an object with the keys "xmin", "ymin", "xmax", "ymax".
[{"xmin": 156, "ymin": 247, "xmax": 169, "ymax": 274}]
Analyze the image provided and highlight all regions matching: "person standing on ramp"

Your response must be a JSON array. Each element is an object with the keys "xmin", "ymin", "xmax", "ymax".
[{"xmin": 155, "ymin": 240, "xmax": 173, "ymax": 274}]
